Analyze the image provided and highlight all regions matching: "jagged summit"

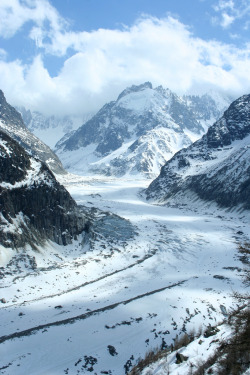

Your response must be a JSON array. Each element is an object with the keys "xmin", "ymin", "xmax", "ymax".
[
  {"xmin": 117, "ymin": 81, "xmax": 153, "ymax": 101},
  {"xmin": 0, "ymin": 90, "xmax": 25, "ymax": 130},
  {"xmin": 0, "ymin": 90, "xmax": 65, "ymax": 174},
  {"xmin": 56, "ymin": 83, "xmax": 230, "ymax": 177},
  {"xmin": 206, "ymin": 94, "xmax": 250, "ymax": 148},
  {"xmin": 145, "ymin": 94, "xmax": 250, "ymax": 210}
]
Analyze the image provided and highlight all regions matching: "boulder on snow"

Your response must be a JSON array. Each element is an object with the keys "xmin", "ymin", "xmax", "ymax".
[
  {"xmin": 176, "ymin": 352, "xmax": 189, "ymax": 364},
  {"xmin": 204, "ymin": 326, "xmax": 220, "ymax": 338}
]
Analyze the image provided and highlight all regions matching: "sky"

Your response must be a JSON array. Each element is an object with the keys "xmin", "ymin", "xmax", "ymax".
[{"xmin": 0, "ymin": 0, "xmax": 249, "ymax": 117}]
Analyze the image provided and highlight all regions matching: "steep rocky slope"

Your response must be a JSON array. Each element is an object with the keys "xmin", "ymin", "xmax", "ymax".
[
  {"xmin": 0, "ymin": 130, "xmax": 87, "ymax": 248},
  {"xmin": 145, "ymin": 94, "xmax": 250, "ymax": 210},
  {"xmin": 56, "ymin": 83, "xmax": 230, "ymax": 177},
  {"xmin": 0, "ymin": 90, "xmax": 65, "ymax": 174}
]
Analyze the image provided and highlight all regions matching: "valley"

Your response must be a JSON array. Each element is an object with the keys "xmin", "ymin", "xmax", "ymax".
[
  {"xmin": 0, "ymin": 1, "xmax": 249, "ymax": 372},
  {"xmin": 0, "ymin": 175, "xmax": 249, "ymax": 375}
]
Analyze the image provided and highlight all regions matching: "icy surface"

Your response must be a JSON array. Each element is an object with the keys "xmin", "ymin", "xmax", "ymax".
[{"xmin": 0, "ymin": 175, "xmax": 249, "ymax": 374}]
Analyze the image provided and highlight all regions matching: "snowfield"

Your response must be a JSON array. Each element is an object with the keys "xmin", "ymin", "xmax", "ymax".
[{"xmin": 0, "ymin": 175, "xmax": 249, "ymax": 375}]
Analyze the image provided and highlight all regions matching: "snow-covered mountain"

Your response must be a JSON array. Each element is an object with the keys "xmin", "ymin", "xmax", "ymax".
[
  {"xmin": 0, "ymin": 130, "xmax": 87, "ymax": 248},
  {"xmin": 17, "ymin": 107, "xmax": 89, "ymax": 149},
  {"xmin": 0, "ymin": 90, "xmax": 65, "ymax": 174},
  {"xmin": 56, "ymin": 82, "xmax": 230, "ymax": 178},
  {"xmin": 145, "ymin": 94, "xmax": 250, "ymax": 210}
]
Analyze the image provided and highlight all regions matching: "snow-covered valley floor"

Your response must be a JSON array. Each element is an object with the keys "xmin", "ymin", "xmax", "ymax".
[{"xmin": 0, "ymin": 175, "xmax": 249, "ymax": 375}]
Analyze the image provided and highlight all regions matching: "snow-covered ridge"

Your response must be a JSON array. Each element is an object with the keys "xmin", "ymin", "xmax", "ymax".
[
  {"xmin": 56, "ymin": 82, "xmax": 231, "ymax": 178},
  {"xmin": 146, "ymin": 94, "xmax": 250, "ymax": 210},
  {"xmin": 0, "ymin": 90, "xmax": 65, "ymax": 174},
  {"xmin": 17, "ymin": 106, "xmax": 90, "ymax": 149}
]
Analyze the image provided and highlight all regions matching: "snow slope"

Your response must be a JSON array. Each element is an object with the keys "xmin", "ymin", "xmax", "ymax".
[
  {"xmin": 140, "ymin": 321, "xmax": 234, "ymax": 375},
  {"xmin": 0, "ymin": 175, "xmax": 249, "ymax": 375}
]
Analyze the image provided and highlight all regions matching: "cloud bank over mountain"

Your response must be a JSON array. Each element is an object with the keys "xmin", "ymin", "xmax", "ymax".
[{"xmin": 0, "ymin": 0, "xmax": 249, "ymax": 117}]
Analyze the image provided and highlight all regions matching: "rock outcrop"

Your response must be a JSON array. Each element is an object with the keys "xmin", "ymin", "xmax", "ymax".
[{"xmin": 0, "ymin": 130, "xmax": 87, "ymax": 248}]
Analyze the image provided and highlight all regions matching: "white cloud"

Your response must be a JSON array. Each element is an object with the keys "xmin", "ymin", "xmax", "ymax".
[
  {"xmin": 221, "ymin": 13, "xmax": 235, "ymax": 28},
  {"xmin": 213, "ymin": 0, "xmax": 250, "ymax": 29},
  {"xmin": 0, "ymin": 4, "xmax": 249, "ymax": 117},
  {"xmin": 0, "ymin": 49, "xmax": 7, "ymax": 59},
  {"xmin": 213, "ymin": 0, "xmax": 235, "ymax": 12},
  {"xmin": 0, "ymin": 0, "xmax": 66, "ymax": 39}
]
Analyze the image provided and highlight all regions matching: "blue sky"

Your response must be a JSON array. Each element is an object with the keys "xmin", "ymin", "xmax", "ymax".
[{"xmin": 0, "ymin": 0, "xmax": 249, "ymax": 116}]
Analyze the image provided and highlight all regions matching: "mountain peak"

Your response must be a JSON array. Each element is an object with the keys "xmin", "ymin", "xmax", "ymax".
[
  {"xmin": 206, "ymin": 93, "xmax": 250, "ymax": 148},
  {"xmin": 0, "ymin": 89, "xmax": 25, "ymax": 129},
  {"xmin": 155, "ymin": 85, "xmax": 172, "ymax": 96},
  {"xmin": 56, "ymin": 83, "xmax": 230, "ymax": 178},
  {"xmin": 0, "ymin": 89, "xmax": 6, "ymax": 103},
  {"xmin": 0, "ymin": 89, "xmax": 65, "ymax": 174},
  {"xmin": 117, "ymin": 82, "xmax": 153, "ymax": 101}
]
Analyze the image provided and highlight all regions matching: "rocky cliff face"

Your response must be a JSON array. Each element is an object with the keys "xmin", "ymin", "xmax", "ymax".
[
  {"xmin": 0, "ymin": 90, "xmax": 65, "ymax": 174},
  {"xmin": 56, "ymin": 83, "xmax": 230, "ymax": 178},
  {"xmin": 145, "ymin": 94, "xmax": 250, "ymax": 210},
  {"xmin": 0, "ymin": 131, "xmax": 87, "ymax": 249}
]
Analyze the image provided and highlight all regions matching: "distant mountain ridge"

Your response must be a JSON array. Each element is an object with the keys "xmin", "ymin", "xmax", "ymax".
[
  {"xmin": 0, "ymin": 90, "xmax": 65, "ymax": 174},
  {"xmin": 17, "ymin": 107, "xmax": 89, "ymax": 149},
  {"xmin": 55, "ymin": 82, "xmax": 231, "ymax": 178},
  {"xmin": 145, "ymin": 94, "xmax": 250, "ymax": 210}
]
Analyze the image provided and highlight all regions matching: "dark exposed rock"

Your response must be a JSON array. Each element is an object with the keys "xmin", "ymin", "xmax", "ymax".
[
  {"xmin": 1, "ymin": 254, "xmax": 37, "ymax": 277},
  {"xmin": 0, "ymin": 130, "xmax": 87, "ymax": 248},
  {"xmin": 0, "ymin": 90, "xmax": 65, "ymax": 174},
  {"xmin": 176, "ymin": 352, "xmax": 189, "ymax": 364},
  {"xmin": 206, "ymin": 96, "xmax": 250, "ymax": 148},
  {"xmin": 61, "ymin": 101, "xmax": 130, "ymax": 155},
  {"xmin": 107, "ymin": 345, "xmax": 118, "ymax": 356},
  {"xmin": 204, "ymin": 326, "xmax": 220, "ymax": 338}
]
